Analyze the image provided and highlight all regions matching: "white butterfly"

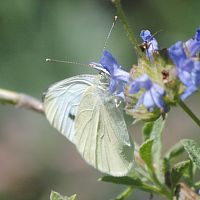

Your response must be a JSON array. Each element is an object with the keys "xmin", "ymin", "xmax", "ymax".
[{"xmin": 44, "ymin": 56, "xmax": 134, "ymax": 176}]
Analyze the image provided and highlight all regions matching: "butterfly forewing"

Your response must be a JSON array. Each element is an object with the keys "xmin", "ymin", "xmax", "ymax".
[
  {"xmin": 74, "ymin": 85, "xmax": 134, "ymax": 176},
  {"xmin": 44, "ymin": 75, "xmax": 96, "ymax": 143}
]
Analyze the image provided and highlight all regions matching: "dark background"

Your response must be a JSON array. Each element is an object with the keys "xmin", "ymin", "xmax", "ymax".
[{"xmin": 0, "ymin": 0, "xmax": 200, "ymax": 199}]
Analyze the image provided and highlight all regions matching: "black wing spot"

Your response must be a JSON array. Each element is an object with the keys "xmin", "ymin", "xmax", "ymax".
[{"xmin": 69, "ymin": 113, "xmax": 75, "ymax": 120}]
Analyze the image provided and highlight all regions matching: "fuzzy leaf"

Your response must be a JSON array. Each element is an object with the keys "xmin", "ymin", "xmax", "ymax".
[
  {"xmin": 142, "ymin": 117, "xmax": 165, "ymax": 169},
  {"xmin": 139, "ymin": 139, "xmax": 154, "ymax": 171},
  {"xmin": 142, "ymin": 122, "xmax": 153, "ymax": 141},
  {"xmin": 163, "ymin": 158, "xmax": 172, "ymax": 189},
  {"xmin": 148, "ymin": 116, "xmax": 165, "ymax": 166},
  {"xmin": 181, "ymin": 139, "xmax": 200, "ymax": 169},
  {"xmin": 100, "ymin": 176, "xmax": 143, "ymax": 186},
  {"xmin": 171, "ymin": 160, "xmax": 192, "ymax": 187},
  {"xmin": 165, "ymin": 142, "xmax": 185, "ymax": 161},
  {"xmin": 163, "ymin": 142, "xmax": 185, "ymax": 189},
  {"xmin": 100, "ymin": 176, "xmax": 156, "ymax": 193},
  {"xmin": 50, "ymin": 191, "xmax": 76, "ymax": 200}
]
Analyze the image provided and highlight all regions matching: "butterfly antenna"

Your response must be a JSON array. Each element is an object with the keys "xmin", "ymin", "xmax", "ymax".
[
  {"xmin": 46, "ymin": 58, "xmax": 89, "ymax": 67},
  {"xmin": 46, "ymin": 58, "xmax": 110, "ymax": 75},
  {"xmin": 103, "ymin": 15, "xmax": 118, "ymax": 50},
  {"xmin": 149, "ymin": 29, "xmax": 163, "ymax": 41}
]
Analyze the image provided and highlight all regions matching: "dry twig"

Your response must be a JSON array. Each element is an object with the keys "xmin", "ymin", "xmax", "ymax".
[{"xmin": 0, "ymin": 88, "xmax": 44, "ymax": 114}]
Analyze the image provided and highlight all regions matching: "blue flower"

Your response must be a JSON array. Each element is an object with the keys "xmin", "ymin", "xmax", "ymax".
[
  {"xmin": 168, "ymin": 28, "xmax": 200, "ymax": 101},
  {"xmin": 177, "ymin": 59, "xmax": 200, "ymax": 100},
  {"xmin": 185, "ymin": 27, "xmax": 200, "ymax": 56},
  {"xmin": 129, "ymin": 74, "xmax": 168, "ymax": 112},
  {"xmin": 168, "ymin": 41, "xmax": 187, "ymax": 67},
  {"xmin": 91, "ymin": 50, "xmax": 130, "ymax": 97},
  {"xmin": 140, "ymin": 30, "xmax": 159, "ymax": 61}
]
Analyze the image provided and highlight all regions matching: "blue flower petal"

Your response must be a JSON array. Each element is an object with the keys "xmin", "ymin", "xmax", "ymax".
[
  {"xmin": 184, "ymin": 28, "xmax": 200, "ymax": 56},
  {"xmin": 109, "ymin": 79, "xmax": 117, "ymax": 94},
  {"xmin": 99, "ymin": 50, "xmax": 119, "ymax": 75},
  {"xmin": 114, "ymin": 68, "xmax": 130, "ymax": 82},
  {"xmin": 150, "ymin": 84, "xmax": 167, "ymax": 111},
  {"xmin": 168, "ymin": 27, "xmax": 200, "ymax": 101},
  {"xmin": 92, "ymin": 50, "xmax": 130, "ymax": 97},
  {"xmin": 142, "ymin": 91, "xmax": 155, "ymax": 111},
  {"xmin": 129, "ymin": 74, "xmax": 167, "ymax": 112},
  {"xmin": 140, "ymin": 30, "xmax": 159, "ymax": 61},
  {"xmin": 195, "ymin": 27, "xmax": 200, "ymax": 41},
  {"xmin": 168, "ymin": 41, "xmax": 187, "ymax": 66},
  {"xmin": 129, "ymin": 74, "xmax": 152, "ymax": 94},
  {"xmin": 181, "ymin": 85, "xmax": 198, "ymax": 101},
  {"xmin": 140, "ymin": 30, "xmax": 152, "ymax": 41}
]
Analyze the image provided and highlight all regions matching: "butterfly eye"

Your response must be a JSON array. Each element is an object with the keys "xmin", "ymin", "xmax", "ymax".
[{"xmin": 99, "ymin": 74, "xmax": 109, "ymax": 85}]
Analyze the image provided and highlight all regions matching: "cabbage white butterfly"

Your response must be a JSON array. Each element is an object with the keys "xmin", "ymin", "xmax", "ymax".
[
  {"xmin": 44, "ymin": 71, "xmax": 134, "ymax": 176},
  {"xmin": 44, "ymin": 16, "xmax": 134, "ymax": 176}
]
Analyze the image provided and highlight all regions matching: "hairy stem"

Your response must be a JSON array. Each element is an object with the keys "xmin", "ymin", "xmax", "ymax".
[
  {"xmin": 179, "ymin": 100, "xmax": 200, "ymax": 128},
  {"xmin": 0, "ymin": 88, "xmax": 44, "ymax": 114},
  {"xmin": 112, "ymin": 0, "xmax": 143, "ymax": 57}
]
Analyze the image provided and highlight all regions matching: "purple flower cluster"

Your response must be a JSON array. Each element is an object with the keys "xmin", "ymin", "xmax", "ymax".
[
  {"xmin": 92, "ymin": 27, "xmax": 200, "ymax": 117},
  {"xmin": 93, "ymin": 50, "xmax": 168, "ymax": 113},
  {"xmin": 168, "ymin": 28, "xmax": 200, "ymax": 100}
]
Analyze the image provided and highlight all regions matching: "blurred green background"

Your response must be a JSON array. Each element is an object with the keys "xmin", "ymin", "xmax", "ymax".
[{"xmin": 0, "ymin": 0, "xmax": 200, "ymax": 199}]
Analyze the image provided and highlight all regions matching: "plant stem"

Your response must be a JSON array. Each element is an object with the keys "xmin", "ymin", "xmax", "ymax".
[
  {"xmin": 0, "ymin": 88, "xmax": 44, "ymax": 114},
  {"xmin": 112, "ymin": 0, "xmax": 143, "ymax": 57},
  {"xmin": 151, "ymin": 171, "xmax": 172, "ymax": 199},
  {"xmin": 141, "ymin": 183, "xmax": 171, "ymax": 199},
  {"xmin": 115, "ymin": 186, "xmax": 133, "ymax": 200},
  {"xmin": 179, "ymin": 100, "xmax": 200, "ymax": 128},
  {"xmin": 135, "ymin": 144, "xmax": 171, "ymax": 199}
]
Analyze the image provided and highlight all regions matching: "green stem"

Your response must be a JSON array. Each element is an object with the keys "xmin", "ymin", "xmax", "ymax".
[
  {"xmin": 141, "ymin": 183, "xmax": 172, "ymax": 199},
  {"xmin": 112, "ymin": 0, "xmax": 143, "ymax": 57},
  {"xmin": 135, "ymin": 146, "xmax": 171, "ymax": 198},
  {"xmin": 151, "ymin": 171, "xmax": 172, "ymax": 199},
  {"xmin": 131, "ymin": 167, "xmax": 171, "ymax": 198},
  {"xmin": 115, "ymin": 186, "xmax": 133, "ymax": 200},
  {"xmin": 179, "ymin": 100, "xmax": 200, "ymax": 128}
]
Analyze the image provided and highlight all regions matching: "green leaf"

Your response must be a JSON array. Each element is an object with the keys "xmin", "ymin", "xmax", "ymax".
[
  {"xmin": 50, "ymin": 191, "xmax": 76, "ymax": 200},
  {"xmin": 181, "ymin": 139, "xmax": 200, "ymax": 169},
  {"xmin": 100, "ymin": 176, "xmax": 143, "ymax": 186},
  {"xmin": 148, "ymin": 116, "xmax": 165, "ymax": 166},
  {"xmin": 139, "ymin": 139, "xmax": 154, "ymax": 171},
  {"xmin": 142, "ymin": 117, "xmax": 166, "ymax": 174},
  {"xmin": 171, "ymin": 160, "xmax": 192, "ymax": 187},
  {"xmin": 162, "ymin": 158, "xmax": 172, "ymax": 189},
  {"xmin": 100, "ymin": 176, "xmax": 159, "ymax": 194},
  {"xmin": 67, "ymin": 195, "xmax": 76, "ymax": 200},
  {"xmin": 194, "ymin": 181, "xmax": 200, "ymax": 192},
  {"xmin": 195, "ymin": 181, "xmax": 200, "ymax": 188},
  {"xmin": 163, "ymin": 142, "xmax": 185, "ymax": 189},
  {"xmin": 142, "ymin": 122, "xmax": 153, "ymax": 141},
  {"xmin": 164, "ymin": 142, "xmax": 185, "ymax": 161}
]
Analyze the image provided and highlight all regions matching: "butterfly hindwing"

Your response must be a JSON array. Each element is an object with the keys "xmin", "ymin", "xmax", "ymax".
[{"xmin": 74, "ymin": 85, "xmax": 134, "ymax": 176}]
